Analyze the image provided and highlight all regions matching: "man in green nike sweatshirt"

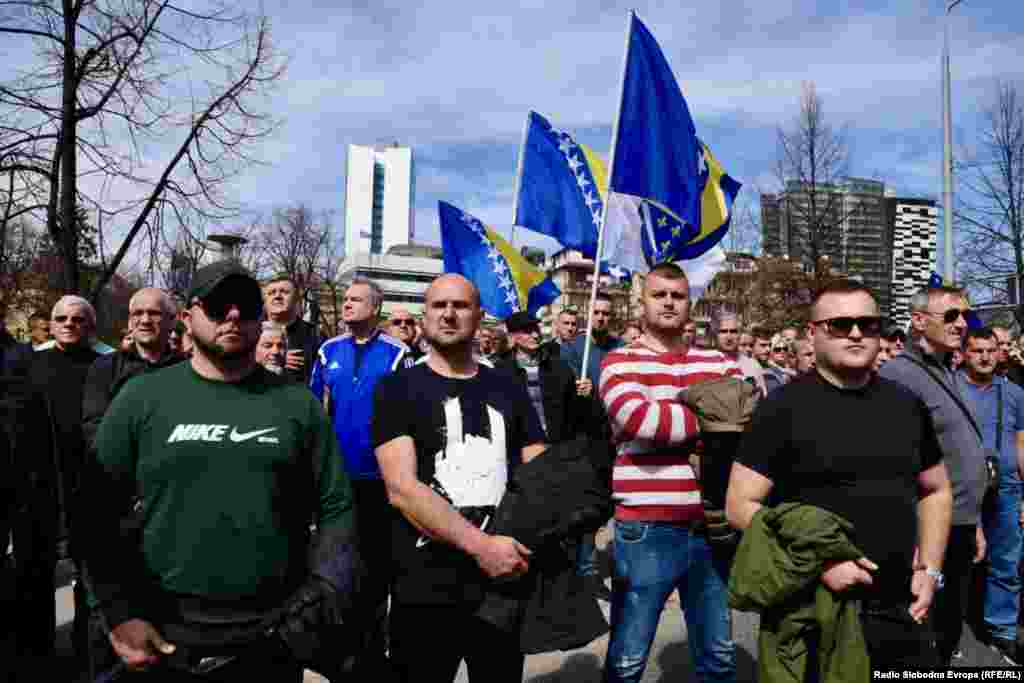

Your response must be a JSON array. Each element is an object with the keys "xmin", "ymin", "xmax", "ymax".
[{"xmin": 82, "ymin": 261, "xmax": 355, "ymax": 681}]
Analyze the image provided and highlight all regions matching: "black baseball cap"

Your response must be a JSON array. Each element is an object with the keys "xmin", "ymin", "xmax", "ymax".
[
  {"xmin": 188, "ymin": 261, "xmax": 259, "ymax": 301},
  {"xmin": 187, "ymin": 261, "xmax": 263, "ymax": 320},
  {"xmin": 505, "ymin": 312, "xmax": 540, "ymax": 333}
]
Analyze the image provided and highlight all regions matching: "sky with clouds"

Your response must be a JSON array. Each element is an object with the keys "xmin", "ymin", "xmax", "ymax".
[
  {"xmin": 223, "ymin": 0, "xmax": 1024, "ymax": 266},
  {"xmin": 12, "ymin": 0, "xmax": 1022, "ymax": 267}
]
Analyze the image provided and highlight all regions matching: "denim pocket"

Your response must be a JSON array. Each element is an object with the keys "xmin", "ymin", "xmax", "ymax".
[{"xmin": 616, "ymin": 521, "xmax": 648, "ymax": 544}]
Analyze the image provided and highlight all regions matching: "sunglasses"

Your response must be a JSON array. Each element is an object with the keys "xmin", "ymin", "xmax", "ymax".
[
  {"xmin": 811, "ymin": 316, "xmax": 883, "ymax": 338},
  {"xmin": 193, "ymin": 294, "xmax": 263, "ymax": 322},
  {"xmin": 53, "ymin": 315, "xmax": 88, "ymax": 325},
  {"xmin": 924, "ymin": 307, "xmax": 971, "ymax": 325},
  {"xmin": 391, "ymin": 318, "xmax": 416, "ymax": 327}
]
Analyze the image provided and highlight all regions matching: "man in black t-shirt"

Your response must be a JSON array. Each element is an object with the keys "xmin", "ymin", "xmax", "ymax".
[
  {"xmin": 725, "ymin": 279, "xmax": 952, "ymax": 669},
  {"xmin": 373, "ymin": 274, "xmax": 547, "ymax": 683}
]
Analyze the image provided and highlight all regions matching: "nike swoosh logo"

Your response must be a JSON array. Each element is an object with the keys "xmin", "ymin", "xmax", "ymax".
[{"xmin": 229, "ymin": 427, "xmax": 278, "ymax": 443}]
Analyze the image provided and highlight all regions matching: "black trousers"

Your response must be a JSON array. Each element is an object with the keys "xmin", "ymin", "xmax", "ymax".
[
  {"xmin": 389, "ymin": 603, "xmax": 524, "ymax": 683},
  {"xmin": 932, "ymin": 523, "xmax": 978, "ymax": 662},
  {"xmin": 350, "ymin": 480, "xmax": 393, "ymax": 667},
  {"xmin": 862, "ymin": 600, "xmax": 940, "ymax": 669},
  {"xmin": 138, "ymin": 648, "xmax": 302, "ymax": 682}
]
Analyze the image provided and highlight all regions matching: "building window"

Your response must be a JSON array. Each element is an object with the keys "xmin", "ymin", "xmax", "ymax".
[{"xmin": 371, "ymin": 161, "xmax": 386, "ymax": 253}]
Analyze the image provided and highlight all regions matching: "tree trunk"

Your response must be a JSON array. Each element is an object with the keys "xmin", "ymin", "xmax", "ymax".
[{"xmin": 59, "ymin": 0, "xmax": 79, "ymax": 294}]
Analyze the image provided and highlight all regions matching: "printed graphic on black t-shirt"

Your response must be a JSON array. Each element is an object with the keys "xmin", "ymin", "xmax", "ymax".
[{"xmin": 373, "ymin": 363, "xmax": 545, "ymax": 606}]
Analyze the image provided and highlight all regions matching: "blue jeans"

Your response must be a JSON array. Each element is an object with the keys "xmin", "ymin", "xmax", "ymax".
[
  {"xmin": 983, "ymin": 480, "xmax": 1023, "ymax": 641},
  {"xmin": 604, "ymin": 521, "xmax": 736, "ymax": 683},
  {"xmin": 576, "ymin": 532, "xmax": 598, "ymax": 577}
]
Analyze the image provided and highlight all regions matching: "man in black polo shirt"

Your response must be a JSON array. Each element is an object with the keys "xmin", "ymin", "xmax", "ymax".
[{"xmin": 726, "ymin": 279, "xmax": 952, "ymax": 668}]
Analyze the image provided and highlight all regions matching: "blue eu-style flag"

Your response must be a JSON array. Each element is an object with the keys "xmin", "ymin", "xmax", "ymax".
[
  {"xmin": 929, "ymin": 272, "xmax": 944, "ymax": 288},
  {"xmin": 438, "ymin": 201, "xmax": 560, "ymax": 319},
  {"xmin": 515, "ymin": 111, "xmax": 608, "ymax": 259},
  {"xmin": 606, "ymin": 12, "xmax": 741, "ymax": 266}
]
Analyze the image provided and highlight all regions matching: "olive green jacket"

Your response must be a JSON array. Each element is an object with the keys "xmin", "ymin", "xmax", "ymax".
[{"xmin": 728, "ymin": 503, "xmax": 869, "ymax": 683}]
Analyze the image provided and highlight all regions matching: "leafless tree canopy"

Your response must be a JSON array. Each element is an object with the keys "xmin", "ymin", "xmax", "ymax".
[
  {"xmin": 774, "ymin": 82, "xmax": 853, "ymax": 280},
  {"xmin": 0, "ymin": 0, "xmax": 286, "ymax": 301},
  {"xmin": 957, "ymin": 81, "xmax": 1024, "ymax": 308}
]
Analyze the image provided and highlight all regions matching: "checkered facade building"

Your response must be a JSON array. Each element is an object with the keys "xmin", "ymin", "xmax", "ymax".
[{"xmin": 888, "ymin": 199, "xmax": 938, "ymax": 329}]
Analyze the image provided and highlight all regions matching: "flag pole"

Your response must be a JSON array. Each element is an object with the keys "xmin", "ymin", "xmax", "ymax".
[
  {"xmin": 581, "ymin": 9, "xmax": 635, "ymax": 376},
  {"xmin": 510, "ymin": 113, "xmax": 530, "ymax": 248}
]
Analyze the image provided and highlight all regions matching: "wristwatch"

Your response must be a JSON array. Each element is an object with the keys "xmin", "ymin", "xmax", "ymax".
[{"xmin": 915, "ymin": 565, "xmax": 945, "ymax": 590}]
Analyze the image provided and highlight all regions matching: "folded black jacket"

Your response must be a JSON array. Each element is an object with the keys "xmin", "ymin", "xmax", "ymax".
[{"xmin": 476, "ymin": 437, "xmax": 613, "ymax": 654}]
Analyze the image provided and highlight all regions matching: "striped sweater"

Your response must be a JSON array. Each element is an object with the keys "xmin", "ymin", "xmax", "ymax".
[{"xmin": 599, "ymin": 342, "xmax": 741, "ymax": 523}]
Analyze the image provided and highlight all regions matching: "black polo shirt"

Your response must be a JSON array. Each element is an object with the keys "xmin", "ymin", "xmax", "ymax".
[{"xmin": 736, "ymin": 372, "xmax": 943, "ymax": 602}]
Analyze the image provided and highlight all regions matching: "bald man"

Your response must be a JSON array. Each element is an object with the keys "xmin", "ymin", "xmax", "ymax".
[
  {"xmin": 373, "ymin": 274, "xmax": 547, "ymax": 683},
  {"xmin": 80, "ymin": 288, "xmax": 183, "ymax": 675}
]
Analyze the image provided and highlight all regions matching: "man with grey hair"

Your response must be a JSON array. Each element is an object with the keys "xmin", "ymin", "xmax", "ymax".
[
  {"xmin": 33, "ymin": 295, "xmax": 116, "ymax": 355},
  {"xmin": 9, "ymin": 294, "xmax": 103, "ymax": 675},
  {"xmin": 79, "ymin": 287, "xmax": 182, "ymax": 677},
  {"xmin": 310, "ymin": 275, "xmax": 412, "ymax": 677},
  {"xmin": 880, "ymin": 285, "xmax": 988, "ymax": 664},
  {"xmin": 255, "ymin": 321, "xmax": 288, "ymax": 374},
  {"xmin": 715, "ymin": 312, "xmax": 766, "ymax": 395}
]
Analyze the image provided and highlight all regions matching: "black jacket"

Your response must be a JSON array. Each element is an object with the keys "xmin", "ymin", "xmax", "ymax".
[
  {"xmin": 493, "ymin": 347, "xmax": 586, "ymax": 444},
  {"xmin": 10, "ymin": 345, "xmax": 100, "ymax": 549},
  {"xmin": 81, "ymin": 348, "xmax": 183, "ymax": 460},
  {"xmin": 476, "ymin": 437, "xmax": 613, "ymax": 653},
  {"xmin": 286, "ymin": 317, "xmax": 320, "ymax": 385}
]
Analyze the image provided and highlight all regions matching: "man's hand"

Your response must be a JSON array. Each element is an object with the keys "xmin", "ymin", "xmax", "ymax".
[
  {"xmin": 471, "ymin": 535, "xmax": 532, "ymax": 579},
  {"xmin": 909, "ymin": 569, "xmax": 938, "ymax": 624},
  {"xmin": 285, "ymin": 350, "xmax": 305, "ymax": 371},
  {"xmin": 974, "ymin": 525, "xmax": 987, "ymax": 564},
  {"xmin": 109, "ymin": 619, "xmax": 175, "ymax": 671},
  {"xmin": 820, "ymin": 557, "xmax": 878, "ymax": 592},
  {"xmin": 576, "ymin": 378, "xmax": 593, "ymax": 397}
]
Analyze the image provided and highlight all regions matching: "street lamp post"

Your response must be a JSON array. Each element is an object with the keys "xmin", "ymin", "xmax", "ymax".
[{"xmin": 942, "ymin": 0, "xmax": 964, "ymax": 284}]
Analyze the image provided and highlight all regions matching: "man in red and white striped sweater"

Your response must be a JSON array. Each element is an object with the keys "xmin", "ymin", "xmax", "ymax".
[{"xmin": 600, "ymin": 262, "xmax": 740, "ymax": 683}]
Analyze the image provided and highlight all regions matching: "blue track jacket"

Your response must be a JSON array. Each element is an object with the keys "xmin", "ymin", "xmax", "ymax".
[{"xmin": 311, "ymin": 330, "xmax": 411, "ymax": 480}]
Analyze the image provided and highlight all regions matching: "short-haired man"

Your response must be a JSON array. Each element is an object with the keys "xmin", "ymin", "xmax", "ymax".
[
  {"xmin": 9, "ymin": 295, "xmax": 102, "ymax": 674},
  {"xmin": 168, "ymin": 320, "xmax": 186, "ymax": 356},
  {"xmin": 991, "ymin": 325, "xmax": 1024, "ymax": 386},
  {"xmin": 80, "ymin": 287, "xmax": 183, "ymax": 676},
  {"xmin": 959, "ymin": 327, "xmax": 1024, "ymax": 664},
  {"xmin": 33, "ymin": 300, "xmax": 116, "ymax": 355},
  {"xmin": 310, "ymin": 276, "xmax": 412, "ymax": 676},
  {"xmin": 477, "ymin": 326, "xmax": 497, "ymax": 361},
  {"xmin": 560, "ymin": 295, "xmax": 626, "ymax": 597},
  {"xmin": 263, "ymin": 275, "xmax": 320, "ymax": 384},
  {"xmin": 600, "ymin": 263, "xmax": 741, "ymax": 683},
  {"xmin": 81, "ymin": 261, "xmax": 354, "ymax": 680},
  {"xmin": 792, "ymin": 332, "xmax": 816, "ymax": 376},
  {"xmin": 554, "ymin": 308, "xmax": 579, "ymax": 346},
  {"xmin": 880, "ymin": 286, "xmax": 988, "ymax": 664},
  {"xmin": 28, "ymin": 311, "xmax": 51, "ymax": 349},
  {"xmin": 255, "ymin": 321, "xmax": 288, "ymax": 374},
  {"xmin": 681, "ymin": 319, "xmax": 697, "ymax": 347},
  {"xmin": 716, "ymin": 313, "xmax": 766, "ymax": 395},
  {"xmin": 621, "ymin": 322, "xmax": 642, "ymax": 345},
  {"xmin": 755, "ymin": 330, "xmax": 787, "ymax": 394},
  {"xmin": 389, "ymin": 307, "xmax": 424, "ymax": 362},
  {"xmin": 373, "ymin": 274, "xmax": 547, "ymax": 683},
  {"xmin": 727, "ymin": 280, "xmax": 951, "ymax": 669},
  {"xmin": 738, "ymin": 329, "xmax": 755, "ymax": 358}
]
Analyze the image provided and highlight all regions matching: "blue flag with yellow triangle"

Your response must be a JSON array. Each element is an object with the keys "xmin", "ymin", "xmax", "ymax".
[
  {"xmin": 438, "ymin": 201, "xmax": 561, "ymax": 319},
  {"xmin": 603, "ymin": 12, "xmax": 742, "ymax": 271}
]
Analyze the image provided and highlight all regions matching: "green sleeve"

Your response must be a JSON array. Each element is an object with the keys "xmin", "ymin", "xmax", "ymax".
[
  {"xmin": 307, "ymin": 396, "xmax": 356, "ymax": 595},
  {"xmin": 83, "ymin": 381, "xmax": 151, "ymax": 627}
]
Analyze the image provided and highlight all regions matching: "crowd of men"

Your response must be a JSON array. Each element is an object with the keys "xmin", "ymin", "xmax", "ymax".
[{"xmin": 2, "ymin": 259, "xmax": 1024, "ymax": 682}]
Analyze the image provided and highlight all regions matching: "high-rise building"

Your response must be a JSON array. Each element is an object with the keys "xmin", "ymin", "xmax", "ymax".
[
  {"xmin": 344, "ymin": 143, "xmax": 415, "ymax": 257},
  {"xmin": 760, "ymin": 178, "xmax": 916, "ymax": 319},
  {"xmin": 887, "ymin": 198, "xmax": 938, "ymax": 328}
]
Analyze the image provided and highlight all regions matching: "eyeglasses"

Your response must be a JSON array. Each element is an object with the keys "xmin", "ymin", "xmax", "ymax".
[
  {"xmin": 193, "ymin": 295, "xmax": 262, "ymax": 322},
  {"xmin": 53, "ymin": 315, "xmax": 88, "ymax": 325},
  {"xmin": 718, "ymin": 328, "xmax": 739, "ymax": 334},
  {"xmin": 391, "ymin": 318, "xmax": 416, "ymax": 327},
  {"xmin": 810, "ymin": 316, "xmax": 883, "ymax": 338},
  {"xmin": 923, "ymin": 308, "xmax": 971, "ymax": 325}
]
